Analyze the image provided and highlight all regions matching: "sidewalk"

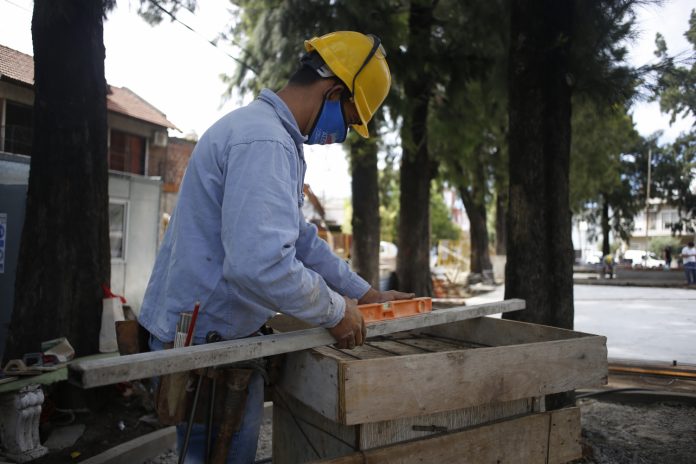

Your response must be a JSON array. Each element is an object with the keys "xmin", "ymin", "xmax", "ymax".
[{"xmin": 573, "ymin": 266, "xmax": 693, "ymax": 288}]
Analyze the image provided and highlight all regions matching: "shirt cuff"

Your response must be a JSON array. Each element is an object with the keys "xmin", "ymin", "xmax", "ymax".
[
  {"xmin": 321, "ymin": 289, "xmax": 346, "ymax": 328},
  {"xmin": 342, "ymin": 273, "xmax": 371, "ymax": 300}
]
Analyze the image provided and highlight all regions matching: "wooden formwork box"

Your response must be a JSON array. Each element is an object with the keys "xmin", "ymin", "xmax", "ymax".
[{"xmin": 272, "ymin": 316, "xmax": 607, "ymax": 463}]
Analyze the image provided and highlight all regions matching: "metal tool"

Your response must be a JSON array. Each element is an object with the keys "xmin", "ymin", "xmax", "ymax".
[
  {"xmin": 205, "ymin": 331, "xmax": 222, "ymax": 464},
  {"xmin": 177, "ymin": 330, "xmax": 222, "ymax": 464},
  {"xmin": 178, "ymin": 375, "xmax": 202, "ymax": 464}
]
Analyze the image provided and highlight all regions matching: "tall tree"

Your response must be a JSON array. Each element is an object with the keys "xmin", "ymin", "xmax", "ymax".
[
  {"xmin": 6, "ymin": 0, "xmax": 114, "ymax": 359},
  {"xmin": 652, "ymin": 9, "xmax": 696, "ymax": 125},
  {"xmin": 570, "ymin": 100, "xmax": 644, "ymax": 255},
  {"xmin": 503, "ymin": 0, "xmax": 575, "ymax": 330},
  {"xmin": 394, "ymin": 0, "xmax": 436, "ymax": 295},
  {"xmin": 504, "ymin": 0, "xmax": 640, "ymax": 330},
  {"xmin": 651, "ymin": 10, "xmax": 696, "ymax": 233},
  {"xmin": 348, "ymin": 124, "xmax": 381, "ymax": 287},
  {"xmin": 646, "ymin": 133, "xmax": 695, "ymax": 234}
]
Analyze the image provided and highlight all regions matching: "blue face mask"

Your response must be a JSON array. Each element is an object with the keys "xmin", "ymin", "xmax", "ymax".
[{"xmin": 306, "ymin": 98, "xmax": 348, "ymax": 145}]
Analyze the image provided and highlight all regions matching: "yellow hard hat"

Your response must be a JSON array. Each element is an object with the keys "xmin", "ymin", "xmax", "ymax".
[{"xmin": 304, "ymin": 31, "xmax": 391, "ymax": 138}]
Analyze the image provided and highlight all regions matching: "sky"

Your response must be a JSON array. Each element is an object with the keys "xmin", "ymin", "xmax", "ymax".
[{"xmin": 1, "ymin": 0, "xmax": 694, "ymax": 201}]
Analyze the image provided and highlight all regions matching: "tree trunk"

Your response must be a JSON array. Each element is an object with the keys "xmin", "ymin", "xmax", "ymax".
[
  {"xmin": 601, "ymin": 194, "xmax": 610, "ymax": 256},
  {"xmin": 350, "ymin": 130, "xmax": 380, "ymax": 289},
  {"xmin": 457, "ymin": 148, "xmax": 493, "ymax": 284},
  {"xmin": 397, "ymin": 0, "xmax": 435, "ymax": 296},
  {"xmin": 492, "ymin": 145, "xmax": 508, "ymax": 256},
  {"xmin": 504, "ymin": 0, "xmax": 575, "ymax": 330},
  {"xmin": 504, "ymin": 0, "xmax": 575, "ymax": 410},
  {"xmin": 495, "ymin": 189, "xmax": 507, "ymax": 255},
  {"xmin": 6, "ymin": 0, "xmax": 110, "ymax": 360},
  {"xmin": 459, "ymin": 186, "xmax": 494, "ymax": 285}
]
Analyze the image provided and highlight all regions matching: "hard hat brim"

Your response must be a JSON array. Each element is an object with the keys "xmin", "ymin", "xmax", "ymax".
[{"xmin": 351, "ymin": 122, "xmax": 369, "ymax": 138}]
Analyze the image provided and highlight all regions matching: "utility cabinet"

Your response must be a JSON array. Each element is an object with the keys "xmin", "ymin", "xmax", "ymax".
[{"xmin": 273, "ymin": 315, "xmax": 607, "ymax": 463}]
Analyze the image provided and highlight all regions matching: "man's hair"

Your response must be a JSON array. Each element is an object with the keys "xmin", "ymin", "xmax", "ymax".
[
  {"xmin": 288, "ymin": 63, "xmax": 324, "ymax": 86},
  {"xmin": 689, "ymin": 241, "xmax": 694, "ymax": 247},
  {"xmin": 288, "ymin": 51, "xmax": 339, "ymax": 87}
]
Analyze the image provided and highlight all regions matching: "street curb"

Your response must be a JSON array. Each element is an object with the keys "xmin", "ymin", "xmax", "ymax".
[
  {"xmin": 80, "ymin": 426, "xmax": 176, "ymax": 464},
  {"xmin": 573, "ymin": 279, "xmax": 694, "ymax": 289}
]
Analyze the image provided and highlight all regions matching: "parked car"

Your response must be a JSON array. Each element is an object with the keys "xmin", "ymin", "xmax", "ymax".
[{"xmin": 622, "ymin": 249, "xmax": 666, "ymax": 269}]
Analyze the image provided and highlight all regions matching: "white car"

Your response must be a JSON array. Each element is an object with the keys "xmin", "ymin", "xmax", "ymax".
[{"xmin": 622, "ymin": 249, "xmax": 666, "ymax": 269}]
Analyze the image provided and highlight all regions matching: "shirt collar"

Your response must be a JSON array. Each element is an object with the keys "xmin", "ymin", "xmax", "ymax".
[{"xmin": 258, "ymin": 89, "xmax": 308, "ymax": 146}]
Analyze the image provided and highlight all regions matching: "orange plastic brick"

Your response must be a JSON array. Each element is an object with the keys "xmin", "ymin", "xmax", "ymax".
[{"xmin": 357, "ymin": 297, "xmax": 432, "ymax": 323}]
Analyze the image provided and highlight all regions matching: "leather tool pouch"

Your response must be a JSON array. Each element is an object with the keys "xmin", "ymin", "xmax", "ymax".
[{"xmin": 155, "ymin": 367, "xmax": 254, "ymax": 427}]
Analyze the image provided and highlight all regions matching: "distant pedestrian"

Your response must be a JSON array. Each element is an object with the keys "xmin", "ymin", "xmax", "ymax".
[
  {"xmin": 681, "ymin": 241, "xmax": 696, "ymax": 286},
  {"xmin": 664, "ymin": 246, "xmax": 672, "ymax": 270},
  {"xmin": 602, "ymin": 254, "xmax": 614, "ymax": 279}
]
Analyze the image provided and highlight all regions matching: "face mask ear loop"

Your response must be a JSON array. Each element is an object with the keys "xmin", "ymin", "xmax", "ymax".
[{"xmin": 339, "ymin": 90, "xmax": 349, "ymax": 139}]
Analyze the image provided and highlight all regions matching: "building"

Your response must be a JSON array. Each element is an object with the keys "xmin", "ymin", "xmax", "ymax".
[
  {"xmin": 0, "ymin": 43, "xmax": 185, "ymax": 357},
  {"xmin": 572, "ymin": 199, "xmax": 694, "ymax": 265}
]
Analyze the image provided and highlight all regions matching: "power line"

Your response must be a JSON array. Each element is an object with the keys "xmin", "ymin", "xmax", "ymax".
[
  {"xmin": 147, "ymin": 0, "xmax": 258, "ymax": 76},
  {"xmin": 2, "ymin": 0, "xmax": 32, "ymax": 14}
]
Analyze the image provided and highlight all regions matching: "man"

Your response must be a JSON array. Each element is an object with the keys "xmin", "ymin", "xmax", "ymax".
[
  {"xmin": 682, "ymin": 241, "xmax": 696, "ymax": 286},
  {"xmin": 139, "ymin": 32, "xmax": 412, "ymax": 463}
]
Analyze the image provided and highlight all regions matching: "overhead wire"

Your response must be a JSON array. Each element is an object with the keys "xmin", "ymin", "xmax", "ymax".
[
  {"xmin": 147, "ymin": 0, "xmax": 258, "ymax": 76},
  {"xmin": 2, "ymin": 0, "xmax": 32, "ymax": 14}
]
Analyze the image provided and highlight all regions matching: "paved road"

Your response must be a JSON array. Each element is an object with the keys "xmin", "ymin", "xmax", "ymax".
[{"xmin": 465, "ymin": 284, "xmax": 696, "ymax": 365}]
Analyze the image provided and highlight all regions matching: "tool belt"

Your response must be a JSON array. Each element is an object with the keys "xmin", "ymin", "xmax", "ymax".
[{"xmin": 155, "ymin": 365, "xmax": 256, "ymax": 427}]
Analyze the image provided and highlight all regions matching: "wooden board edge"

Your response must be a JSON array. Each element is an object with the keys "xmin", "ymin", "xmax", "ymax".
[
  {"xmin": 308, "ymin": 407, "xmax": 581, "ymax": 464},
  {"xmin": 548, "ymin": 406, "xmax": 582, "ymax": 464}
]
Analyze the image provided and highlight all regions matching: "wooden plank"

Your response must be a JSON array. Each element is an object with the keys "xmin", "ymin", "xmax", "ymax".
[
  {"xmin": 273, "ymin": 389, "xmax": 357, "ymax": 464},
  {"xmin": 358, "ymin": 398, "xmax": 534, "ymax": 449},
  {"xmin": 79, "ymin": 426, "xmax": 176, "ymax": 464},
  {"xmin": 272, "ymin": 389, "xmax": 535, "ymax": 462},
  {"xmin": 311, "ymin": 407, "xmax": 581, "ymax": 464},
  {"xmin": 548, "ymin": 406, "xmax": 582, "ymax": 463},
  {"xmin": 279, "ymin": 349, "xmax": 340, "ymax": 421},
  {"xmin": 341, "ymin": 336, "xmax": 606, "ymax": 424},
  {"xmin": 69, "ymin": 299, "xmax": 525, "ymax": 388},
  {"xmin": 421, "ymin": 316, "xmax": 588, "ymax": 347}
]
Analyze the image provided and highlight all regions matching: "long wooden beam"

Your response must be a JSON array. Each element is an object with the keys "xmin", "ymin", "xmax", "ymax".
[{"xmin": 69, "ymin": 299, "xmax": 524, "ymax": 389}]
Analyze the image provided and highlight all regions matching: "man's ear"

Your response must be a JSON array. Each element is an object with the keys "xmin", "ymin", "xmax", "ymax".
[{"xmin": 325, "ymin": 83, "xmax": 346, "ymax": 101}]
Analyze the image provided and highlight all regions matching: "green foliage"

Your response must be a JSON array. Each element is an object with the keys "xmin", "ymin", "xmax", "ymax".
[
  {"xmin": 648, "ymin": 236, "xmax": 683, "ymax": 256},
  {"xmin": 653, "ymin": 10, "xmax": 696, "ymax": 124},
  {"xmin": 430, "ymin": 183, "xmax": 460, "ymax": 243},
  {"xmin": 570, "ymin": 99, "xmax": 644, "ymax": 244},
  {"xmin": 570, "ymin": 0, "xmax": 641, "ymax": 106},
  {"xmin": 376, "ymin": 150, "xmax": 461, "ymax": 245},
  {"xmin": 227, "ymin": 0, "xmax": 407, "ymax": 104},
  {"xmin": 378, "ymin": 149, "xmax": 400, "ymax": 243},
  {"xmin": 651, "ymin": 132, "xmax": 696, "ymax": 233},
  {"xmin": 136, "ymin": 0, "xmax": 197, "ymax": 25}
]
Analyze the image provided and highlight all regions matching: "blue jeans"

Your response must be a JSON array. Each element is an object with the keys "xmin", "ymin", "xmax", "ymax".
[
  {"xmin": 685, "ymin": 262, "xmax": 696, "ymax": 285},
  {"xmin": 149, "ymin": 336, "xmax": 264, "ymax": 464}
]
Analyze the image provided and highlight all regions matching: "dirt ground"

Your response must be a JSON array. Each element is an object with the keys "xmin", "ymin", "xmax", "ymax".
[
  {"xmin": 575, "ymin": 398, "xmax": 696, "ymax": 464},
  {"xmin": 15, "ymin": 378, "xmax": 696, "ymax": 463}
]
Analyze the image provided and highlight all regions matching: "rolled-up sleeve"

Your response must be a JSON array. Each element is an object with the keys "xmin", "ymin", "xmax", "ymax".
[{"xmin": 220, "ymin": 140, "xmax": 345, "ymax": 328}]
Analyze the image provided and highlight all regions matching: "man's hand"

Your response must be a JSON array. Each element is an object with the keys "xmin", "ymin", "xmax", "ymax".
[
  {"xmin": 328, "ymin": 297, "xmax": 366, "ymax": 350},
  {"xmin": 358, "ymin": 287, "xmax": 416, "ymax": 305}
]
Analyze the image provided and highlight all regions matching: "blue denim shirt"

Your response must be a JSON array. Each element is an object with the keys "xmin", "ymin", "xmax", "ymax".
[{"xmin": 139, "ymin": 89, "xmax": 370, "ymax": 343}]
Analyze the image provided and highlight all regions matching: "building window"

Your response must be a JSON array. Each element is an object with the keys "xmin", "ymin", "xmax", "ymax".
[
  {"xmin": 662, "ymin": 211, "xmax": 679, "ymax": 230},
  {"xmin": 109, "ymin": 201, "xmax": 127, "ymax": 259},
  {"xmin": 2, "ymin": 101, "xmax": 33, "ymax": 155},
  {"xmin": 109, "ymin": 130, "xmax": 146, "ymax": 175},
  {"xmin": 647, "ymin": 212, "xmax": 657, "ymax": 230}
]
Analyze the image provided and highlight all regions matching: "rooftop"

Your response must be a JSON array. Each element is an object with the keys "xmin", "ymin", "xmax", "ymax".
[{"xmin": 0, "ymin": 43, "xmax": 178, "ymax": 130}]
